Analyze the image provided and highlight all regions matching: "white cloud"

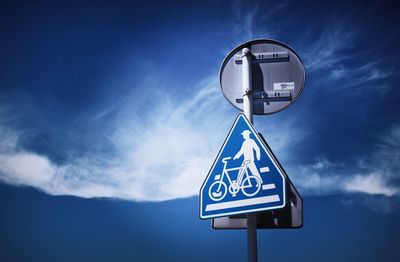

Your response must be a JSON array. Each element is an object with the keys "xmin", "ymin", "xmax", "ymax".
[
  {"xmin": 107, "ymin": 76, "xmax": 234, "ymax": 201},
  {"xmin": 290, "ymin": 124, "xmax": 400, "ymax": 199},
  {"xmin": 0, "ymin": 69, "xmax": 310, "ymax": 202},
  {"xmin": 2, "ymin": 120, "xmax": 398, "ymax": 202},
  {"xmin": 0, "ymin": 76, "xmax": 235, "ymax": 201},
  {"xmin": 288, "ymin": 158, "xmax": 344, "ymax": 195},
  {"xmin": 1, "ymin": 73, "xmax": 399, "ymax": 203},
  {"xmin": 345, "ymin": 173, "xmax": 398, "ymax": 197},
  {"xmin": 0, "ymin": 152, "xmax": 55, "ymax": 188}
]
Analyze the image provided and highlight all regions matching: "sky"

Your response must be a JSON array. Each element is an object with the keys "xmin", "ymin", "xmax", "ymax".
[{"xmin": 0, "ymin": 0, "xmax": 399, "ymax": 261}]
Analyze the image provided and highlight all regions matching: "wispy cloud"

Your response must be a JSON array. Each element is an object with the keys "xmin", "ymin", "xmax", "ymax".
[
  {"xmin": 290, "ymin": 124, "xmax": 400, "ymax": 202},
  {"xmin": 302, "ymin": 23, "xmax": 357, "ymax": 73},
  {"xmin": 301, "ymin": 22, "xmax": 396, "ymax": 96},
  {"xmin": 227, "ymin": 0, "xmax": 289, "ymax": 47},
  {"xmin": 0, "ymin": 75, "xmax": 234, "ymax": 201},
  {"xmin": 4, "ymin": 98, "xmax": 399, "ymax": 203},
  {"xmin": 345, "ymin": 173, "xmax": 398, "ymax": 196},
  {"xmin": 289, "ymin": 158, "xmax": 344, "ymax": 195},
  {"xmin": 0, "ymin": 65, "xmax": 310, "ymax": 202}
]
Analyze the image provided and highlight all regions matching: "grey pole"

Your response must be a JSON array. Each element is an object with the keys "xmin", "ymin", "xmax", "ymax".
[
  {"xmin": 247, "ymin": 213, "xmax": 258, "ymax": 262},
  {"xmin": 242, "ymin": 47, "xmax": 258, "ymax": 262},
  {"xmin": 242, "ymin": 47, "xmax": 253, "ymax": 124}
]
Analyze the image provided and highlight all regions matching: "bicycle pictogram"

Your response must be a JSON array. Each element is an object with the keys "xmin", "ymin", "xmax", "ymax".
[{"xmin": 208, "ymin": 157, "xmax": 261, "ymax": 201}]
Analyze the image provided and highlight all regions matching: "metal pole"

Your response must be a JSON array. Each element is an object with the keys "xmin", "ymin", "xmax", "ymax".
[
  {"xmin": 247, "ymin": 213, "xmax": 258, "ymax": 262},
  {"xmin": 242, "ymin": 47, "xmax": 253, "ymax": 123},
  {"xmin": 242, "ymin": 47, "xmax": 258, "ymax": 262}
]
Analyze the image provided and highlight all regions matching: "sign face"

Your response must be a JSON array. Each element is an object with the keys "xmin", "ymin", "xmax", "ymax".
[
  {"xmin": 200, "ymin": 114, "xmax": 286, "ymax": 219},
  {"xmin": 219, "ymin": 39, "xmax": 305, "ymax": 115}
]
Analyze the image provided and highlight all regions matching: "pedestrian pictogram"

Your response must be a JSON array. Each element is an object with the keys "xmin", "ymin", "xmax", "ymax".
[{"xmin": 200, "ymin": 114, "xmax": 286, "ymax": 219}]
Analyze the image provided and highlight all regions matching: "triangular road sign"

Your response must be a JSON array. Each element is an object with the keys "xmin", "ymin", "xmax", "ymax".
[{"xmin": 200, "ymin": 114, "xmax": 286, "ymax": 219}]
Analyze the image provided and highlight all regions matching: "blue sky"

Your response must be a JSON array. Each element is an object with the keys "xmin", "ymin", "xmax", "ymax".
[{"xmin": 0, "ymin": 0, "xmax": 399, "ymax": 261}]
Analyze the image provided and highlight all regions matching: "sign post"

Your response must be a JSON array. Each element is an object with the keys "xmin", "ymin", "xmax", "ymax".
[
  {"xmin": 200, "ymin": 39, "xmax": 306, "ymax": 262},
  {"xmin": 242, "ymin": 47, "xmax": 258, "ymax": 262}
]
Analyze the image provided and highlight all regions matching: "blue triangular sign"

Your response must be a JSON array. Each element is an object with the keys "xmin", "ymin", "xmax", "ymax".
[{"xmin": 200, "ymin": 114, "xmax": 286, "ymax": 219}]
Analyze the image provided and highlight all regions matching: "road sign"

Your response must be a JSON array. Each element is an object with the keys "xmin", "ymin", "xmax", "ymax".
[
  {"xmin": 200, "ymin": 114, "xmax": 286, "ymax": 219},
  {"xmin": 220, "ymin": 39, "xmax": 305, "ymax": 115},
  {"xmin": 212, "ymin": 133, "xmax": 303, "ymax": 229}
]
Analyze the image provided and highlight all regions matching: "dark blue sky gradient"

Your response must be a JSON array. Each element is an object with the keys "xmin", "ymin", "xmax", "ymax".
[{"xmin": 1, "ymin": 0, "xmax": 400, "ymax": 261}]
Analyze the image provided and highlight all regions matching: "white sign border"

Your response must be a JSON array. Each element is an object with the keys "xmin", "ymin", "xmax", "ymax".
[{"xmin": 199, "ymin": 114, "xmax": 286, "ymax": 219}]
